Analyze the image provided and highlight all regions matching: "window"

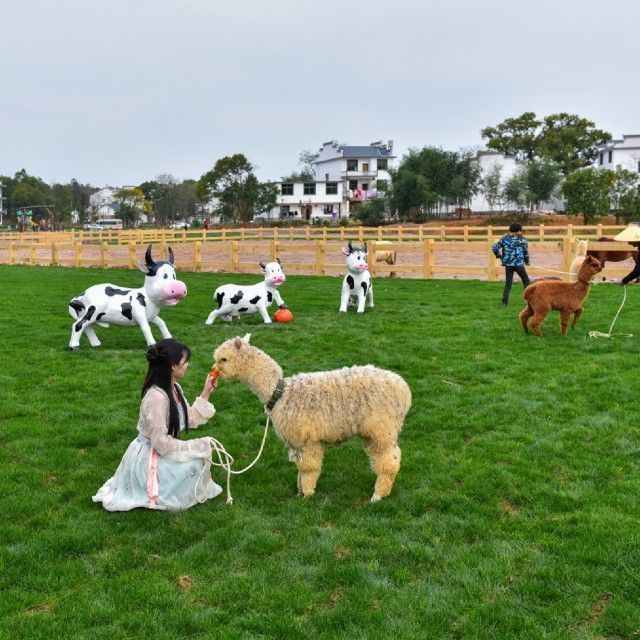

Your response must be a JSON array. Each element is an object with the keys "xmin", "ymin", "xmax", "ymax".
[
  {"xmin": 323, "ymin": 205, "xmax": 334, "ymax": 214},
  {"xmin": 362, "ymin": 183, "xmax": 369, "ymax": 191},
  {"xmin": 349, "ymin": 180, "xmax": 358, "ymax": 191},
  {"xmin": 608, "ymin": 151, "xmax": 613, "ymax": 163},
  {"xmin": 362, "ymin": 163, "xmax": 369, "ymax": 173},
  {"xmin": 637, "ymin": 161, "xmax": 640, "ymax": 173},
  {"xmin": 377, "ymin": 159, "xmax": 388, "ymax": 170},
  {"xmin": 346, "ymin": 159, "xmax": 358, "ymax": 171},
  {"xmin": 376, "ymin": 179, "xmax": 388, "ymax": 192},
  {"xmin": 599, "ymin": 153, "xmax": 603, "ymax": 165},
  {"xmin": 281, "ymin": 183, "xmax": 293, "ymax": 195},
  {"xmin": 280, "ymin": 205, "xmax": 290, "ymax": 217},
  {"xmin": 97, "ymin": 219, "xmax": 123, "ymax": 229},
  {"xmin": 303, "ymin": 183, "xmax": 316, "ymax": 195},
  {"xmin": 326, "ymin": 182, "xmax": 338, "ymax": 195}
]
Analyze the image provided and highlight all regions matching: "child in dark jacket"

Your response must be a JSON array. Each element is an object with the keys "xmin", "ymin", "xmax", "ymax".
[{"xmin": 492, "ymin": 223, "xmax": 531, "ymax": 306}]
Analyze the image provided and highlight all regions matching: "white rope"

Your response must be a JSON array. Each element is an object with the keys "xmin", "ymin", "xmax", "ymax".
[
  {"xmin": 589, "ymin": 284, "xmax": 633, "ymax": 339},
  {"xmin": 196, "ymin": 413, "xmax": 271, "ymax": 505}
]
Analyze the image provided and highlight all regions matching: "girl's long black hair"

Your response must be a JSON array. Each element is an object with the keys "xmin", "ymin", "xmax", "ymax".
[{"xmin": 142, "ymin": 338, "xmax": 191, "ymax": 438}]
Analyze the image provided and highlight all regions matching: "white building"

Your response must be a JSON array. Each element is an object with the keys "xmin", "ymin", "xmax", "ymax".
[
  {"xmin": 87, "ymin": 188, "xmax": 119, "ymax": 219},
  {"xmin": 264, "ymin": 140, "xmax": 395, "ymax": 221},
  {"xmin": 595, "ymin": 134, "xmax": 640, "ymax": 175}
]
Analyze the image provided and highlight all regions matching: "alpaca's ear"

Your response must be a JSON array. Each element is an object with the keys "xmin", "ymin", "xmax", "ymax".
[
  {"xmin": 242, "ymin": 333, "xmax": 251, "ymax": 343},
  {"xmin": 233, "ymin": 337, "xmax": 244, "ymax": 349}
]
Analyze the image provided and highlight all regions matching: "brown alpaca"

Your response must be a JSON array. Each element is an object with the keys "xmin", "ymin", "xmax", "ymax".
[
  {"xmin": 587, "ymin": 236, "xmax": 635, "ymax": 265},
  {"xmin": 519, "ymin": 255, "xmax": 603, "ymax": 336}
]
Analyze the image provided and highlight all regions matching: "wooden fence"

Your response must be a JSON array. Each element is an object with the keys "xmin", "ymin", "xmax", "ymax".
[
  {"xmin": 0, "ymin": 222, "xmax": 631, "ymax": 246},
  {"xmin": 0, "ymin": 235, "xmax": 636, "ymax": 282},
  {"xmin": 0, "ymin": 225, "xmax": 633, "ymax": 280}
]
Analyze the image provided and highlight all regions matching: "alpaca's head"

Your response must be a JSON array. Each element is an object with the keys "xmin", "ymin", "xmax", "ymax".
[
  {"xmin": 574, "ymin": 239, "xmax": 588, "ymax": 257},
  {"xmin": 213, "ymin": 333, "xmax": 254, "ymax": 381},
  {"xmin": 577, "ymin": 255, "xmax": 604, "ymax": 281}
]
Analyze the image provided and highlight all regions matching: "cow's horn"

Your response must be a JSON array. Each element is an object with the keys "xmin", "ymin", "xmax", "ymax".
[
  {"xmin": 259, "ymin": 261, "xmax": 266, "ymax": 269},
  {"xmin": 145, "ymin": 244, "xmax": 155, "ymax": 266},
  {"xmin": 276, "ymin": 257, "xmax": 281, "ymax": 265},
  {"xmin": 348, "ymin": 241, "xmax": 353, "ymax": 253},
  {"xmin": 168, "ymin": 247, "xmax": 175, "ymax": 265}
]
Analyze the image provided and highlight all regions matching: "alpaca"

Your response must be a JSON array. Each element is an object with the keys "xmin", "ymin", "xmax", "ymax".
[
  {"xmin": 374, "ymin": 241, "xmax": 397, "ymax": 277},
  {"xmin": 519, "ymin": 255, "xmax": 603, "ymax": 336},
  {"xmin": 569, "ymin": 239, "xmax": 588, "ymax": 282},
  {"xmin": 587, "ymin": 236, "xmax": 634, "ymax": 265},
  {"xmin": 212, "ymin": 335, "xmax": 412, "ymax": 502}
]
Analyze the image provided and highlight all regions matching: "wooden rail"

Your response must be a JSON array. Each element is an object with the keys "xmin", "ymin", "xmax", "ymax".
[{"xmin": 1, "ymin": 235, "xmax": 636, "ymax": 282}]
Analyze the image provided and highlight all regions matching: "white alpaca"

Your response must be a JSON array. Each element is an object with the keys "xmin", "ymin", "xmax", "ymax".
[
  {"xmin": 212, "ymin": 334, "xmax": 412, "ymax": 502},
  {"xmin": 569, "ymin": 239, "xmax": 588, "ymax": 282}
]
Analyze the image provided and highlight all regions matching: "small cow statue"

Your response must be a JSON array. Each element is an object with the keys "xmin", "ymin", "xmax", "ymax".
[
  {"xmin": 68, "ymin": 245, "xmax": 187, "ymax": 351},
  {"xmin": 205, "ymin": 260, "xmax": 287, "ymax": 324},
  {"xmin": 340, "ymin": 241, "xmax": 373, "ymax": 313}
]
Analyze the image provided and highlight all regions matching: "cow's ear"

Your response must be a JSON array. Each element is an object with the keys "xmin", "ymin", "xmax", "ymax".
[
  {"xmin": 136, "ymin": 260, "xmax": 149, "ymax": 273},
  {"xmin": 341, "ymin": 246, "xmax": 351, "ymax": 256},
  {"xmin": 242, "ymin": 333, "xmax": 251, "ymax": 343}
]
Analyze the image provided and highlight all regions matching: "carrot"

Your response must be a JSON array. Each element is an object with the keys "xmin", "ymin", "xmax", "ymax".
[{"xmin": 209, "ymin": 369, "xmax": 219, "ymax": 381}]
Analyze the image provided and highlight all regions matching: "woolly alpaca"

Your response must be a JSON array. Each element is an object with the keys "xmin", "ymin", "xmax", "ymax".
[
  {"xmin": 374, "ymin": 241, "xmax": 397, "ymax": 277},
  {"xmin": 519, "ymin": 255, "xmax": 603, "ymax": 336},
  {"xmin": 212, "ymin": 335, "xmax": 412, "ymax": 502}
]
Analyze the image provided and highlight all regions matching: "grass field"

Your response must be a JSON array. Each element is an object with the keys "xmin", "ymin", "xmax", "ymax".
[{"xmin": 1, "ymin": 264, "xmax": 640, "ymax": 639}]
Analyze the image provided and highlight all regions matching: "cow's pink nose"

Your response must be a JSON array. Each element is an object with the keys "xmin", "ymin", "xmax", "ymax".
[{"xmin": 170, "ymin": 282, "xmax": 187, "ymax": 299}]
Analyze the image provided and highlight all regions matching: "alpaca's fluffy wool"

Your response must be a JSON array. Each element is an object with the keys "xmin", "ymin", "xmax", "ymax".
[
  {"xmin": 213, "ymin": 336, "xmax": 412, "ymax": 502},
  {"xmin": 520, "ymin": 255, "xmax": 603, "ymax": 336}
]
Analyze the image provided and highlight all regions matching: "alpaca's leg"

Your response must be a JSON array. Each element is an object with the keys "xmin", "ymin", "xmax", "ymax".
[
  {"xmin": 296, "ymin": 443, "xmax": 325, "ymax": 498},
  {"xmin": 529, "ymin": 306, "xmax": 550, "ymax": 337},
  {"xmin": 519, "ymin": 304, "xmax": 533, "ymax": 333},
  {"xmin": 559, "ymin": 309, "xmax": 571, "ymax": 335},
  {"xmin": 572, "ymin": 306, "xmax": 583, "ymax": 328},
  {"xmin": 364, "ymin": 438, "xmax": 401, "ymax": 503}
]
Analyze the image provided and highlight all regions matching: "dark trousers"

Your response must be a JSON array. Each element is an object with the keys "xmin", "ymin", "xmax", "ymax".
[{"xmin": 502, "ymin": 266, "xmax": 531, "ymax": 304}]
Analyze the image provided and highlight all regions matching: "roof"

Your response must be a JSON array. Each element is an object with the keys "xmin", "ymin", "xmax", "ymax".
[{"xmin": 339, "ymin": 145, "xmax": 394, "ymax": 158}]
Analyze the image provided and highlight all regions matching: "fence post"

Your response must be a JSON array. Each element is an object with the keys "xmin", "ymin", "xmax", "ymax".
[
  {"xmin": 271, "ymin": 240, "xmax": 278, "ymax": 261},
  {"xmin": 51, "ymin": 242, "xmax": 58, "ymax": 266},
  {"xmin": 463, "ymin": 225, "xmax": 469, "ymax": 242},
  {"xmin": 222, "ymin": 228, "xmax": 227, "ymax": 242},
  {"xmin": 30, "ymin": 243, "xmax": 36, "ymax": 265},
  {"xmin": 101, "ymin": 242, "xmax": 108, "ymax": 268},
  {"xmin": 440, "ymin": 225, "xmax": 446, "ymax": 241},
  {"xmin": 562, "ymin": 237, "xmax": 573, "ymax": 281},
  {"xmin": 194, "ymin": 241, "xmax": 202, "ymax": 271},
  {"xmin": 419, "ymin": 226, "xmax": 424, "ymax": 242},
  {"xmin": 369, "ymin": 241, "xmax": 378, "ymax": 277},
  {"xmin": 231, "ymin": 240, "xmax": 239, "ymax": 272},
  {"xmin": 487, "ymin": 242, "xmax": 498, "ymax": 281},
  {"xmin": 75, "ymin": 241, "xmax": 82, "ymax": 267},
  {"xmin": 539, "ymin": 224, "xmax": 544, "ymax": 241},
  {"xmin": 423, "ymin": 239, "xmax": 432, "ymax": 278},
  {"xmin": 316, "ymin": 240, "xmax": 326, "ymax": 275},
  {"xmin": 9, "ymin": 242, "xmax": 16, "ymax": 265},
  {"xmin": 129, "ymin": 241, "xmax": 137, "ymax": 269},
  {"xmin": 596, "ymin": 223, "xmax": 603, "ymax": 238}
]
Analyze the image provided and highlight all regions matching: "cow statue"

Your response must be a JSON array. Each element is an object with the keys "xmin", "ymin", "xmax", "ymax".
[
  {"xmin": 339, "ymin": 241, "xmax": 373, "ymax": 313},
  {"xmin": 68, "ymin": 245, "xmax": 187, "ymax": 351},
  {"xmin": 205, "ymin": 259, "xmax": 287, "ymax": 324}
]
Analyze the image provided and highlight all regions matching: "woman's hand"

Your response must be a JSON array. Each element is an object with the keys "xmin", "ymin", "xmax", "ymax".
[{"xmin": 200, "ymin": 374, "xmax": 217, "ymax": 401}]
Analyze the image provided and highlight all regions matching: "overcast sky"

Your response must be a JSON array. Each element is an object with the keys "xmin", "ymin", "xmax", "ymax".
[{"xmin": 2, "ymin": 0, "xmax": 639, "ymax": 187}]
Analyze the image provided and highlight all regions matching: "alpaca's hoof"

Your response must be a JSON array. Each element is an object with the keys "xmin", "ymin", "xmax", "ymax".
[
  {"xmin": 302, "ymin": 491, "xmax": 315, "ymax": 499},
  {"xmin": 370, "ymin": 494, "xmax": 382, "ymax": 503}
]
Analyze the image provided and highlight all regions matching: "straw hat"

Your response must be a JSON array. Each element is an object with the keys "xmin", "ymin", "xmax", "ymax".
[{"xmin": 613, "ymin": 222, "xmax": 640, "ymax": 242}]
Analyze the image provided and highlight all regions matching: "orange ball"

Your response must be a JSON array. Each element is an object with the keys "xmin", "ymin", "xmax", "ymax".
[{"xmin": 274, "ymin": 308, "xmax": 293, "ymax": 323}]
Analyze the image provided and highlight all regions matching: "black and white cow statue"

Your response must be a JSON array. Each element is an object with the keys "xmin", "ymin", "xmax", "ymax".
[
  {"xmin": 68, "ymin": 245, "xmax": 187, "ymax": 351},
  {"xmin": 205, "ymin": 260, "xmax": 286, "ymax": 324},
  {"xmin": 340, "ymin": 241, "xmax": 373, "ymax": 313}
]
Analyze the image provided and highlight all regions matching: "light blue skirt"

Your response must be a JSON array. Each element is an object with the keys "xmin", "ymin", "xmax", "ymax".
[{"xmin": 93, "ymin": 436, "xmax": 222, "ymax": 511}]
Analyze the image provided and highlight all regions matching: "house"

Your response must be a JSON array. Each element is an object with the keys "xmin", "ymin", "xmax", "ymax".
[
  {"xmin": 87, "ymin": 188, "xmax": 119, "ymax": 219},
  {"xmin": 264, "ymin": 140, "xmax": 395, "ymax": 221},
  {"xmin": 595, "ymin": 134, "xmax": 640, "ymax": 175}
]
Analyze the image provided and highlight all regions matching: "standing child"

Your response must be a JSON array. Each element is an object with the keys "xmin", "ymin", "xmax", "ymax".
[
  {"xmin": 93, "ymin": 338, "xmax": 222, "ymax": 511},
  {"xmin": 492, "ymin": 222, "xmax": 531, "ymax": 306}
]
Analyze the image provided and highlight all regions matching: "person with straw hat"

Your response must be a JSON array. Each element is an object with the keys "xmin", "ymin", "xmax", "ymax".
[{"xmin": 614, "ymin": 223, "xmax": 640, "ymax": 285}]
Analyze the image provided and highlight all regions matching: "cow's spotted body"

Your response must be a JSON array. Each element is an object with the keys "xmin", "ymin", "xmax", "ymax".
[
  {"xmin": 340, "ymin": 242, "xmax": 373, "ymax": 313},
  {"xmin": 205, "ymin": 261, "xmax": 286, "ymax": 324},
  {"xmin": 68, "ymin": 245, "xmax": 187, "ymax": 350}
]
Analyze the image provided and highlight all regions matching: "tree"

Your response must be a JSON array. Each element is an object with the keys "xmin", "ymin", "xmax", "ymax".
[
  {"xmin": 389, "ymin": 147, "xmax": 480, "ymax": 220},
  {"xmin": 10, "ymin": 169, "xmax": 51, "ymax": 210},
  {"xmin": 196, "ymin": 154, "xmax": 266, "ymax": 223},
  {"xmin": 481, "ymin": 112, "xmax": 611, "ymax": 175},
  {"xmin": 609, "ymin": 166, "xmax": 639, "ymax": 220},
  {"xmin": 51, "ymin": 183, "xmax": 73, "ymax": 223},
  {"xmin": 114, "ymin": 187, "xmax": 149, "ymax": 227},
  {"xmin": 352, "ymin": 198, "xmax": 387, "ymax": 226},
  {"xmin": 524, "ymin": 159, "xmax": 562, "ymax": 210},
  {"xmin": 480, "ymin": 164, "xmax": 505, "ymax": 212},
  {"xmin": 537, "ymin": 113, "xmax": 611, "ymax": 175},
  {"xmin": 561, "ymin": 168, "xmax": 615, "ymax": 223},
  {"xmin": 481, "ymin": 112, "xmax": 541, "ymax": 161}
]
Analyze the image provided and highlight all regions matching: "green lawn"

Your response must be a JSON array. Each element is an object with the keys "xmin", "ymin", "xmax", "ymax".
[{"xmin": 1, "ymin": 264, "xmax": 639, "ymax": 639}]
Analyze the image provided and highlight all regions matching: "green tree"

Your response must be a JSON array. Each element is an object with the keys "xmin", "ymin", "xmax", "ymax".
[
  {"xmin": 114, "ymin": 187, "xmax": 149, "ymax": 227},
  {"xmin": 197, "ymin": 154, "xmax": 265, "ymax": 223},
  {"xmin": 10, "ymin": 169, "xmax": 52, "ymax": 210},
  {"xmin": 537, "ymin": 113, "xmax": 611, "ymax": 175},
  {"xmin": 609, "ymin": 166, "xmax": 639, "ymax": 221},
  {"xmin": 480, "ymin": 164, "xmax": 505, "ymax": 212},
  {"xmin": 619, "ymin": 191, "xmax": 640, "ymax": 224},
  {"xmin": 525, "ymin": 159, "xmax": 562, "ymax": 210},
  {"xmin": 352, "ymin": 198, "xmax": 387, "ymax": 226},
  {"xmin": 52, "ymin": 183, "xmax": 73, "ymax": 223},
  {"xmin": 481, "ymin": 112, "xmax": 541, "ymax": 161},
  {"xmin": 561, "ymin": 168, "xmax": 615, "ymax": 223}
]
